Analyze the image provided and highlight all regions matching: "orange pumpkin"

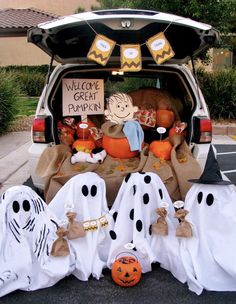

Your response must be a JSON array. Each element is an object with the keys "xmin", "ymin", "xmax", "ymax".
[
  {"xmin": 149, "ymin": 140, "xmax": 172, "ymax": 160},
  {"xmin": 111, "ymin": 256, "xmax": 142, "ymax": 287},
  {"xmin": 76, "ymin": 121, "xmax": 96, "ymax": 140},
  {"xmin": 72, "ymin": 139, "xmax": 96, "ymax": 153},
  {"xmin": 102, "ymin": 135, "xmax": 139, "ymax": 159},
  {"xmin": 156, "ymin": 109, "xmax": 175, "ymax": 128}
]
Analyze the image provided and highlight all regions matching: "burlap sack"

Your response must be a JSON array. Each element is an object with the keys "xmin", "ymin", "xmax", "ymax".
[
  {"xmin": 101, "ymin": 121, "xmax": 125, "ymax": 138},
  {"xmin": 128, "ymin": 87, "xmax": 183, "ymax": 119},
  {"xmin": 170, "ymin": 135, "xmax": 202, "ymax": 200}
]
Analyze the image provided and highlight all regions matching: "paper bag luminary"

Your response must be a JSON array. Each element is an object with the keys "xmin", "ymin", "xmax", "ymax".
[
  {"xmin": 87, "ymin": 34, "xmax": 116, "ymax": 66},
  {"xmin": 121, "ymin": 44, "xmax": 142, "ymax": 72},
  {"xmin": 146, "ymin": 32, "xmax": 175, "ymax": 65}
]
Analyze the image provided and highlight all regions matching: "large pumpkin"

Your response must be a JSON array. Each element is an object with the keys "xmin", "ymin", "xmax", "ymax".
[
  {"xmin": 111, "ymin": 256, "xmax": 142, "ymax": 287},
  {"xmin": 72, "ymin": 139, "xmax": 96, "ymax": 153},
  {"xmin": 149, "ymin": 140, "xmax": 172, "ymax": 160},
  {"xmin": 102, "ymin": 135, "xmax": 139, "ymax": 159},
  {"xmin": 156, "ymin": 109, "xmax": 175, "ymax": 128}
]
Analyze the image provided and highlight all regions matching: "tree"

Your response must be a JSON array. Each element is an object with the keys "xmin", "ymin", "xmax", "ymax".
[{"xmin": 97, "ymin": 0, "xmax": 235, "ymax": 46}]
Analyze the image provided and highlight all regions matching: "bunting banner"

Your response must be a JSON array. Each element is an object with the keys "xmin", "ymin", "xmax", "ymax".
[
  {"xmin": 87, "ymin": 31, "xmax": 175, "ymax": 68},
  {"xmin": 120, "ymin": 44, "xmax": 142, "ymax": 72},
  {"xmin": 146, "ymin": 32, "xmax": 175, "ymax": 65},
  {"xmin": 87, "ymin": 34, "xmax": 116, "ymax": 66}
]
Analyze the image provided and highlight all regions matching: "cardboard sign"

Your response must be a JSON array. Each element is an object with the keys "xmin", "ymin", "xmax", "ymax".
[
  {"xmin": 62, "ymin": 79, "xmax": 104, "ymax": 116},
  {"xmin": 87, "ymin": 34, "xmax": 116, "ymax": 66},
  {"xmin": 146, "ymin": 32, "xmax": 175, "ymax": 65},
  {"xmin": 121, "ymin": 44, "xmax": 142, "ymax": 71}
]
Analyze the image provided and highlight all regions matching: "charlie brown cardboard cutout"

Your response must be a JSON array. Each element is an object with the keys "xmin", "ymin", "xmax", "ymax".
[{"xmin": 104, "ymin": 93, "xmax": 138, "ymax": 124}]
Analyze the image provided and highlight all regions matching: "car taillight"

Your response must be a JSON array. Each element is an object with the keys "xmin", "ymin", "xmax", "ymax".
[
  {"xmin": 193, "ymin": 116, "xmax": 212, "ymax": 143},
  {"xmin": 32, "ymin": 116, "xmax": 52, "ymax": 143}
]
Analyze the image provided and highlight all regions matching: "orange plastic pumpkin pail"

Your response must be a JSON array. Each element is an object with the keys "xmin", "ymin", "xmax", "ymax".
[{"xmin": 111, "ymin": 254, "xmax": 142, "ymax": 287}]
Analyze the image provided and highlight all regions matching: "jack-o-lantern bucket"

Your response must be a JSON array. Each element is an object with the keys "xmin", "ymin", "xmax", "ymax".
[{"xmin": 111, "ymin": 254, "xmax": 142, "ymax": 287}]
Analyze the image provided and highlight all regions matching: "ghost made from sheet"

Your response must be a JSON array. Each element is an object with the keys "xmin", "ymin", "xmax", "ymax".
[
  {"xmin": 180, "ymin": 183, "xmax": 236, "ymax": 295},
  {"xmin": 0, "ymin": 185, "xmax": 74, "ymax": 297},
  {"xmin": 48, "ymin": 172, "xmax": 112, "ymax": 281},
  {"xmin": 179, "ymin": 145, "xmax": 236, "ymax": 295},
  {"xmin": 107, "ymin": 172, "xmax": 186, "ymax": 283}
]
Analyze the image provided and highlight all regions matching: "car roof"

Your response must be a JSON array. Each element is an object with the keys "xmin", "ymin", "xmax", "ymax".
[{"xmin": 28, "ymin": 8, "xmax": 219, "ymax": 64}]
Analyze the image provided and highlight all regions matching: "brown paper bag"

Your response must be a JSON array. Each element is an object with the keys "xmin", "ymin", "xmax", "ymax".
[
  {"xmin": 175, "ymin": 209, "xmax": 192, "ymax": 238},
  {"xmin": 152, "ymin": 207, "xmax": 168, "ymax": 236},
  {"xmin": 51, "ymin": 227, "xmax": 70, "ymax": 257},
  {"xmin": 66, "ymin": 212, "xmax": 86, "ymax": 239}
]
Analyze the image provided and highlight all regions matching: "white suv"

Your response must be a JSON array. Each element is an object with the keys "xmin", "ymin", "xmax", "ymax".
[{"xmin": 27, "ymin": 9, "xmax": 219, "ymax": 192}]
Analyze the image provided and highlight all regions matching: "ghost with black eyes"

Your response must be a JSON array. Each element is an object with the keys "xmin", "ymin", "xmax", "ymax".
[
  {"xmin": 0, "ymin": 185, "xmax": 73, "ymax": 297},
  {"xmin": 48, "ymin": 172, "xmax": 112, "ymax": 281},
  {"xmin": 179, "ymin": 145, "xmax": 236, "ymax": 295},
  {"xmin": 107, "ymin": 171, "xmax": 187, "ymax": 284}
]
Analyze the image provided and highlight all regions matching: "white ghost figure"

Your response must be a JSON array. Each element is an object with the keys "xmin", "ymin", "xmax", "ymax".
[
  {"xmin": 179, "ymin": 145, "xmax": 236, "ymax": 295},
  {"xmin": 48, "ymin": 172, "xmax": 112, "ymax": 281},
  {"xmin": 107, "ymin": 172, "xmax": 186, "ymax": 283},
  {"xmin": 0, "ymin": 185, "xmax": 74, "ymax": 297}
]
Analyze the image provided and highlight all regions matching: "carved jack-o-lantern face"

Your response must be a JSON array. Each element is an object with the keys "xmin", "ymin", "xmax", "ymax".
[{"xmin": 111, "ymin": 256, "xmax": 142, "ymax": 287}]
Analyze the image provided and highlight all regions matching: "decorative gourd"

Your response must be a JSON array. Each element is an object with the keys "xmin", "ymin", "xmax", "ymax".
[
  {"xmin": 76, "ymin": 121, "xmax": 96, "ymax": 139},
  {"xmin": 149, "ymin": 140, "xmax": 172, "ymax": 160},
  {"xmin": 72, "ymin": 139, "xmax": 96, "ymax": 153},
  {"xmin": 156, "ymin": 109, "xmax": 175, "ymax": 128},
  {"xmin": 111, "ymin": 255, "xmax": 142, "ymax": 287},
  {"xmin": 102, "ymin": 135, "xmax": 139, "ymax": 159}
]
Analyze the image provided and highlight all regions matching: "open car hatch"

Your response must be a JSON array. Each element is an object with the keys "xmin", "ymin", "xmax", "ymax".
[{"xmin": 28, "ymin": 9, "xmax": 219, "ymax": 64}]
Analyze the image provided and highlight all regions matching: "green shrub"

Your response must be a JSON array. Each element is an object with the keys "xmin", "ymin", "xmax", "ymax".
[
  {"xmin": 0, "ymin": 65, "xmax": 52, "ymax": 96},
  {"xmin": 197, "ymin": 68, "xmax": 236, "ymax": 120},
  {"xmin": 15, "ymin": 71, "xmax": 46, "ymax": 96},
  {"xmin": 0, "ymin": 71, "xmax": 21, "ymax": 134}
]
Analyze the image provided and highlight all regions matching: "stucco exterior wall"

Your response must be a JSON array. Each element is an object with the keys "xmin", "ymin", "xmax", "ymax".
[
  {"xmin": 0, "ymin": 36, "xmax": 51, "ymax": 66},
  {"xmin": 0, "ymin": 0, "xmax": 98, "ymax": 16},
  {"xmin": 0, "ymin": 0, "xmax": 99, "ymax": 66}
]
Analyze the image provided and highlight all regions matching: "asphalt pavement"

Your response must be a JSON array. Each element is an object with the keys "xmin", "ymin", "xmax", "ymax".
[{"xmin": 1, "ymin": 130, "xmax": 236, "ymax": 303}]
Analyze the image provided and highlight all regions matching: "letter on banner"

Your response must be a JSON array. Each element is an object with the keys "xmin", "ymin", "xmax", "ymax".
[
  {"xmin": 121, "ymin": 44, "xmax": 142, "ymax": 71},
  {"xmin": 146, "ymin": 32, "xmax": 175, "ymax": 65},
  {"xmin": 87, "ymin": 34, "xmax": 116, "ymax": 66}
]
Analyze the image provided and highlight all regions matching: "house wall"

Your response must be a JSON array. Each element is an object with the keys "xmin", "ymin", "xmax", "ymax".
[
  {"xmin": 0, "ymin": 36, "xmax": 51, "ymax": 66},
  {"xmin": 0, "ymin": 0, "xmax": 98, "ymax": 15},
  {"xmin": 0, "ymin": 0, "xmax": 99, "ymax": 66}
]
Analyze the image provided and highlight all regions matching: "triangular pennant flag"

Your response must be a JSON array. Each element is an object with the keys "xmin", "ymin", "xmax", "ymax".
[
  {"xmin": 87, "ymin": 34, "xmax": 116, "ymax": 66},
  {"xmin": 146, "ymin": 32, "xmax": 175, "ymax": 65},
  {"xmin": 120, "ymin": 44, "xmax": 142, "ymax": 71}
]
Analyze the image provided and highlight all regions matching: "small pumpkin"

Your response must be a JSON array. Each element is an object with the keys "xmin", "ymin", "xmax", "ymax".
[
  {"xmin": 149, "ymin": 140, "xmax": 172, "ymax": 160},
  {"xmin": 72, "ymin": 139, "xmax": 96, "ymax": 153},
  {"xmin": 102, "ymin": 135, "xmax": 139, "ymax": 159},
  {"xmin": 76, "ymin": 121, "xmax": 96, "ymax": 140},
  {"xmin": 156, "ymin": 109, "xmax": 175, "ymax": 128},
  {"xmin": 111, "ymin": 256, "xmax": 142, "ymax": 287}
]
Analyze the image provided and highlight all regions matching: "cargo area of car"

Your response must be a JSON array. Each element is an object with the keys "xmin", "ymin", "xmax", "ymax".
[{"xmin": 48, "ymin": 64, "xmax": 196, "ymax": 146}]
